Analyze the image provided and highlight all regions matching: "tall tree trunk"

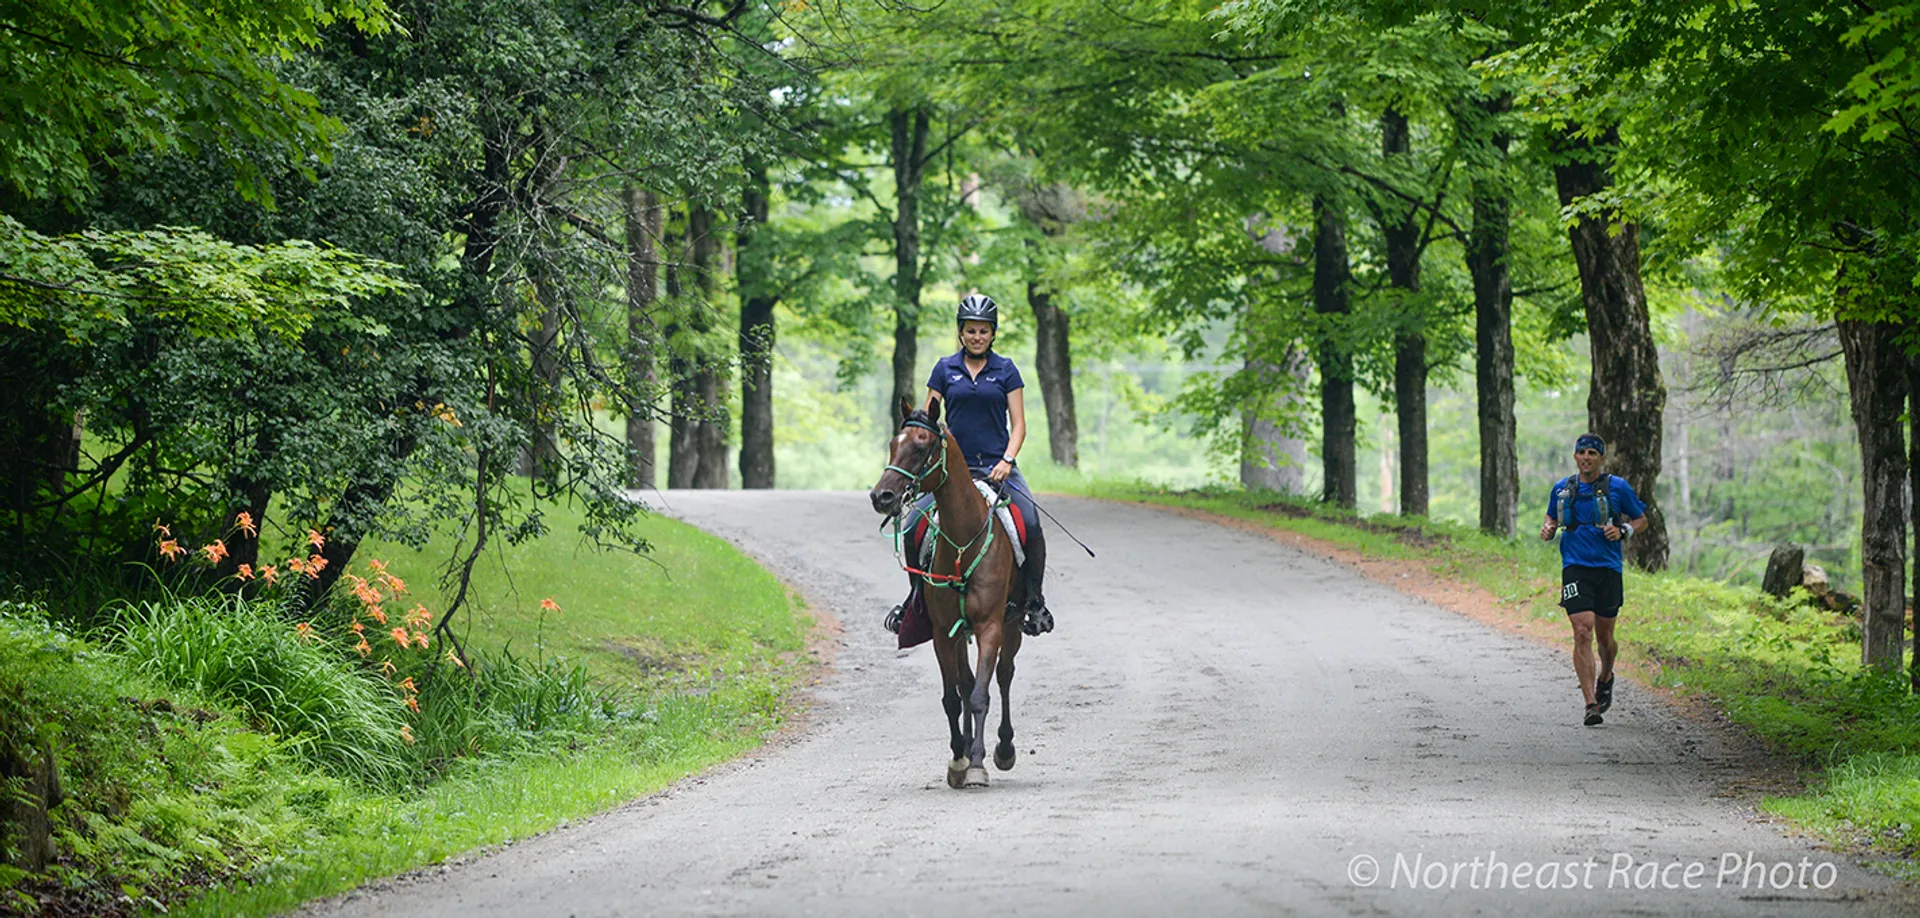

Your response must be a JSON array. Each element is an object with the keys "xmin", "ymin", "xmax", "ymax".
[
  {"xmin": 1911, "ymin": 349, "xmax": 1920, "ymax": 692},
  {"xmin": 889, "ymin": 107, "xmax": 931, "ymax": 414},
  {"xmin": 1553, "ymin": 127, "xmax": 1669, "ymax": 570},
  {"xmin": 1466, "ymin": 95, "xmax": 1519, "ymax": 538},
  {"xmin": 1313, "ymin": 194, "xmax": 1357, "ymax": 508},
  {"xmin": 1028, "ymin": 272, "xmax": 1078, "ymax": 467},
  {"xmin": 665, "ymin": 213, "xmax": 698, "ymax": 490},
  {"xmin": 1241, "ymin": 350, "xmax": 1308, "ymax": 493},
  {"xmin": 522, "ymin": 267, "xmax": 564, "ymax": 480},
  {"xmin": 1838, "ymin": 316, "xmax": 1908, "ymax": 673},
  {"xmin": 1381, "ymin": 107, "xmax": 1428, "ymax": 517},
  {"xmin": 689, "ymin": 205, "xmax": 729, "ymax": 489},
  {"xmin": 738, "ymin": 164, "xmax": 776, "ymax": 489},
  {"xmin": 623, "ymin": 184, "xmax": 662, "ymax": 490}
]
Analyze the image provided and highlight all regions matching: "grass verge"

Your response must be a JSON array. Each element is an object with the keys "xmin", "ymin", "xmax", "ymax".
[
  {"xmin": 1049, "ymin": 481, "xmax": 1920, "ymax": 867},
  {"xmin": 1, "ymin": 500, "xmax": 809, "ymax": 916}
]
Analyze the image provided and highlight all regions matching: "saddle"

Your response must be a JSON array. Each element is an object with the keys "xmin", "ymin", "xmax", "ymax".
[{"xmin": 909, "ymin": 480, "xmax": 1027, "ymax": 569}]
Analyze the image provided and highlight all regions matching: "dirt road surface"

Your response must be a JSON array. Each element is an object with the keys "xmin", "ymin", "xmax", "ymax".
[{"xmin": 307, "ymin": 491, "xmax": 1913, "ymax": 917}]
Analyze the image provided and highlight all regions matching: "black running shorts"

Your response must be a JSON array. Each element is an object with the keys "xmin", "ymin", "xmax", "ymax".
[{"xmin": 1560, "ymin": 564, "xmax": 1623, "ymax": 618}]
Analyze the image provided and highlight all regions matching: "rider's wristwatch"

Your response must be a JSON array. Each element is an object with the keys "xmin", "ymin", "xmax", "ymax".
[{"xmin": 1002, "ymin": 455, "xmax": 1016, "ymax": 465}]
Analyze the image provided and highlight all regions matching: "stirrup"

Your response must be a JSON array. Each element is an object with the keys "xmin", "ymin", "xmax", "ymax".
[
  {"xmin": 1022, "ymin": 602, "xmax": 1053, "ymax": 636},
  {"xmin": 884, "ymin": 604, "xmax": 903, "ymax": 634}
]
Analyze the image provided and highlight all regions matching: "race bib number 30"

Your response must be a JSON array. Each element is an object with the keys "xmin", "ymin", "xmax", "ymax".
[{"xmin": 1562, "ymin": 582, "xmax": 1581, "ymax": 602}]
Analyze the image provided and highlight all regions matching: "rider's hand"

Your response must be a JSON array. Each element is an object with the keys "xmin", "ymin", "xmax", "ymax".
[
  {"xmin": 1602, "ymin": 524, "xmax": 1623, "ymax": 542},
  {"xmin": 989, "ymin": 460, "xmax": 1012, "ymax": 483},
  {"xmin": 1539, "ymin": 518, "xmax": 1558, "ymax": 541}
]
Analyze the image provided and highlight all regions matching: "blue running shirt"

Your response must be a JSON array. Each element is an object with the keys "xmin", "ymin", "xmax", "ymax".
[{"xmin": 1547, "ymin": 475, "xmax": 1647, "ymax": 572}]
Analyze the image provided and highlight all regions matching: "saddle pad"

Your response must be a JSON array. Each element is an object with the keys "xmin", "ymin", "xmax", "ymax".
[{"xmin": 914, "ymin": 482, "xmax": 1025, "ymax": 569}]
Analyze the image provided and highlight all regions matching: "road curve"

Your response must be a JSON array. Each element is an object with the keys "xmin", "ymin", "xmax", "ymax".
[{"xmin": 307, "ymin": 490, "xmax": 1911, "ymax": 917}]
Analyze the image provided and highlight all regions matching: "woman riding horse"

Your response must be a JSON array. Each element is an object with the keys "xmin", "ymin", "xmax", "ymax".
[{"xmin": 887, "ymin": 293, "xmax": 1052, "ymax": 636}]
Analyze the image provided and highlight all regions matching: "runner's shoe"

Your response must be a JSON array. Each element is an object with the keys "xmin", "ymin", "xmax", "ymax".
[
  {"xmin": 884, "ymin": 605, "xmax": 903, "ymax": 634},
  {"xmin": 1595, "ymin": 675, "xmax": 1614, "ymax": 714},
  {"xmin": 1584, "ymin": 704, "xmax": 1604, "ymax": 727}
]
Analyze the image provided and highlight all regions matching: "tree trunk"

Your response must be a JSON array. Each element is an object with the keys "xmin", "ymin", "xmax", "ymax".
[
  {"xmin": 1553, "ymin": 127, "xmax": 1669, "ymax": 570},
  {"xmin": 738, "ymin": 165, "xmax": 776, "ymax": 489},
  {"xmin": 889, "ymin": 107, "xmax": 931, "ymax": 414},
  {"xmin": 1313, "ymin": 194, "xmax": 1357, "ymax": 508},
  {"xmin": 623, "ymin": 184, "xmax": 662, "ymax": 490},
  {"xmin": 665, "ymin": 214, "xmax": 698, "ymax": 490},
  {"xmin": 689, "ymin": 205, "xmax": 729, "ymax": 489},
  {"xmin": 1838, "ymin": 316, "xmax": 1908, "ymax": 673},
  {"xmin": 1910, "ymin": 348, "xmax": 1920, "ymax": 692},
  {"xmin": 1466, "ymin": 94, "xmax": 1519, "ymax": 538},
  {"xmin": 1241, "ymin": 350, "xmax": 1309, "ymax": 493},
  {"xmin": 1381, "ymin": 107, "xmax": 1428, "ymax": 517},
  {"xmin": 522, "ymin": 268, "xmax": 564, "ymax": 480},
  {"xmin": 1028, "ymin": 277, "xmax": 1078, "ymax": 467}
]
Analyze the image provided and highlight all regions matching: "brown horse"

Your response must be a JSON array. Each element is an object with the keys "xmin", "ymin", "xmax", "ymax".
[{"xmin": 868, "ymin": 396, "xmax": 1025, "ymax": 788}]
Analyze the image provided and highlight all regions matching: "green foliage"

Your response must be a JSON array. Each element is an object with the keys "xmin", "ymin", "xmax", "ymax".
[
  {"xmin": 0, "ymin": 215, "xmax": 411, "ymax": 342},
  {"xmin": 0, "ymin": 0, "xmax": 396, "ymax": 202},
  {"xmin": 107, "ymin": 593, "xmax": 412, "ymax": 785}
]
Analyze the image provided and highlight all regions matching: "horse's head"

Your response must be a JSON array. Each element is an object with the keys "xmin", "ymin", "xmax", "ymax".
[{"xmin": 870, "ymin": 396, "xmax": 946, "ymax": 517}]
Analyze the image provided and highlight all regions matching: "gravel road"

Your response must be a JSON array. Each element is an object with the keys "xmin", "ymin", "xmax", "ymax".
[{"xmin": 308, "ymin": 490, "xmax": 1914, "ymax": 917}]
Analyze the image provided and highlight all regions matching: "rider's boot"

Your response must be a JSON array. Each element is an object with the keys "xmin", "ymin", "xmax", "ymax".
[
  {"xmin": 886, "ymin": 573, "xmax": 916, "ymax": 634},
  {"xmin": 1020, "ymin": 530, "xmax": 1053, "ymax": 636}
]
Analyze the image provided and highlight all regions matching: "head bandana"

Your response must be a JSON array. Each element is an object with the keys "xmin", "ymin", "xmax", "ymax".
[{"xmin": 1575, "ymin": 434, "xmax": 1605, "ymax": 455}]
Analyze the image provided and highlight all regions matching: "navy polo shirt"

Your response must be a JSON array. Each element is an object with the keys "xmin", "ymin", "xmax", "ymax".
[
  {"xmin": 928, "ymin": 350, "xmax": 1024, "ymax": 467},
  {"xmin": 1547, "ymin": 474, "xmax": 1647, "ymax": 572}
]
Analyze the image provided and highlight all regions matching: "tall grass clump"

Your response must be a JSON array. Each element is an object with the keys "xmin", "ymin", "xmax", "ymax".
[{"xmin": 108, "ymin": 592, "xmax": 409, "ymax": 785}]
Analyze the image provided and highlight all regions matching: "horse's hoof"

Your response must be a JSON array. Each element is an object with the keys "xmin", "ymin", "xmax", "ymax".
[
  {"xmin": 963, "ymin": 766, "xmax": 989, "ymax": 788},
  {"xmin": 946, "ymin": 759, "xmax": 969, "ymax": 789},
  {"xmin": 994, "ymin": 744, "xmax": 1016, "ymax": 771}
]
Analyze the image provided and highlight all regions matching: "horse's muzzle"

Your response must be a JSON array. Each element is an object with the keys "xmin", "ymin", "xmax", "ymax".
[{"xmin": 870, "ymin": 487, "xmax": 900, "ymax": 516}]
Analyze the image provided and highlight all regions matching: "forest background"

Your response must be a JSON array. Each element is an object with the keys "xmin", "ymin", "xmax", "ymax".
[{"xmin": 3, "ymin": 0, "xmax": 1920, "ymax": 911}]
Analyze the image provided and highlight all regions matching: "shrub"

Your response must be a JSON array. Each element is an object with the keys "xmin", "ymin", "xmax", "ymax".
[{"xmin": 108, "ymin": 593, "xmax": 409, "ymax": 785}]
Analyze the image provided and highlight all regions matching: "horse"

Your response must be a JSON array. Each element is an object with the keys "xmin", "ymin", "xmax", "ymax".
[{"xmin": 868, "ymin": 396, "xmax": 1025, "ymax": 789}]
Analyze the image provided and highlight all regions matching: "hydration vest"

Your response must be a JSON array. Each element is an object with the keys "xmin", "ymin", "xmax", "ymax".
[{"xmin": 1556, "ymin": 475, "xmax": 1616, "ymax": 531}]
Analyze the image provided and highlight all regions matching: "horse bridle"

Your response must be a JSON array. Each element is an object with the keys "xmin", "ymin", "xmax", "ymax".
[{"xmin": 885, "ymin": 416, "xmax": 950, "ymax": 509}]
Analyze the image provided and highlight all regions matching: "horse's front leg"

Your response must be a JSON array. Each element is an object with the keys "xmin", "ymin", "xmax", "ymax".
[
  {"xmin": 932, "ymin": 630, "xmax": 972, "ymax": 789},
  {"xmin": 995, "ymin": 623, "xmax": 1020, "ymax": 771},
  {"xmin": 964, "ymin": 619, "xmax": 1003, "ymax": 788}
]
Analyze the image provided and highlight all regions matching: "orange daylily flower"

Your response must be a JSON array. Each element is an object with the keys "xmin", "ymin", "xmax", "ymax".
[
  {"xmin": 307, "ymin": 528, "xmax": 326, "ymax": 550},
  {"xmin": 399, "ymin": 677, "xmax": 417, "ymax": 694},
  {"xmin": 235, "ymin": 563, "xmax": 254, "ymax": 581},
  {"xmin": 286, "ymin": 556, "xmax": 307, "ymax": 575},
  {"xmin": 539, "ymin": 597, "xmax": 561, "ymax": 614},
  {"xmin": 350, "ymin": 621, "xmax": 365, "ymax": 634},
  {"xmin": 158, "ymin": 539, "xmax": 184, "ymax": 562},
  {"xmin": 293, "ymin": 622, "xmax": 317, "ymax": 644},
  {"xmin": 234, "ymin": 511, "xmax": 257, "ymax": 538},
  {"xmin": 412, "ymin": 631, "xmax": 430, "ymax": 650},
  {"xmin": 153, "ymin": 520, "xmax": 172, "ymax": 537},
  {"xmin": 390, "ymin": 626, "xmax": 410, "ymax": 647},
  {"xmin": 261, "ymin": 565, "xmax": 279, "ymax": 586},
  {"xmin": 445, "ymin": 650, "xmax": 466, "ymax": 668},
  {"xmin": 201, "ymin": 540, "xmax": 229, "ymax": 564},
  {"xmin": 366, "ymin": 558, "xmax": 388, "ymax": 574},
  {"xmin": 380, "ymin": 659, "xmax": 396, "ymax": 675},
  {"xmin": 305, "ymin": 554, "xmax": 327, "ymax": 578},
  {"xmin": 381, "ymin": 573, "xmax": 407, "ymax": 594},
  {"xmin": 405, "ymin": 695, "xmax": 420, "ymax": 713},
  {"xmin": 403, "ymin": 605, "xmax": 431, "ymax": 629},
  {"xmin": 369, "ymin": 607, "xmax": 387, "ymax": 624},
  {"xmin": 399, "ymin": 724, "xmax": 415, "ymax": 745},
  {"xmin": 353, "ymin": 638, "xmax": 372, "ymax": 657}
]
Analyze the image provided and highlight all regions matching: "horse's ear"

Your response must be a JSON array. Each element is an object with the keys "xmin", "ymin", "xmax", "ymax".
[
  {"xmin": 897, "ymin": 396, "xmax": 914, "ymax": 426},
  {"xmin": 923, "ymin": 396, "xmax": 941, "ymax": 425}
]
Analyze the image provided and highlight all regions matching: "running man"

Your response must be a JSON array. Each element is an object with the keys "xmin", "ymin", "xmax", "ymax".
[{"xmin": 1539, "ymin": 433, "xmax": 1649, "ymax": 726}]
